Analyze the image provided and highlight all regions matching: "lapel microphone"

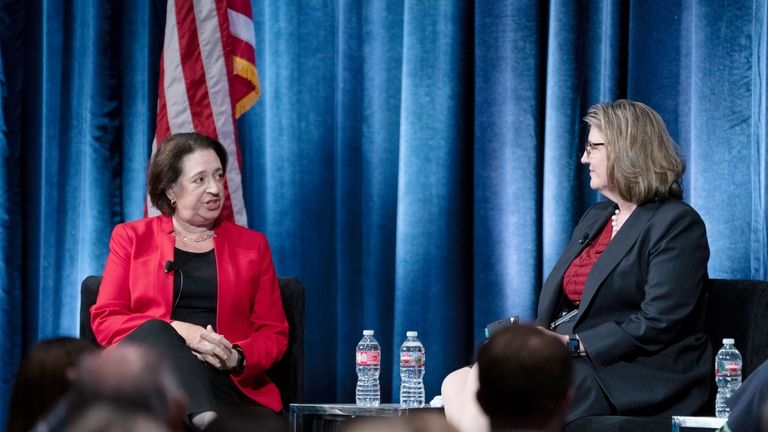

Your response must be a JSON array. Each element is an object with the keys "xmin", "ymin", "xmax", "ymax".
[
  {"xmin": 578, "ymin": 232, "xmax": 592, "ymax": 245},
  {"xmin": 164, "ymin": 260, "xmax": 184, "ymax": 312}
]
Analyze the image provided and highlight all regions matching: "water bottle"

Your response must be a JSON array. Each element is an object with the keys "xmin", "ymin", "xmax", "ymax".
[
  {"xmin": 399, "ymin": 330, "xmax": 425, "ymax": 408},
  {"xmin": 715, "ymin": 338, "xmax": 743, "ymax": 418},
  {"xmin": 356, "ymin": 329, "xmax": 381, "ymax": 407}
]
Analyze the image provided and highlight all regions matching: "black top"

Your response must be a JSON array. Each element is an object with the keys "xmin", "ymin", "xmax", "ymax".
[{"xmin": 171, "ymin": 247, "xmax": 218, "ymax": 329}]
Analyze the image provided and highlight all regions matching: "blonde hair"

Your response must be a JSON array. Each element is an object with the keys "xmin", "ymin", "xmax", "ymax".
[{"xmin": 584, "ymin": 100, "xmax": 684, "ymax": 203}]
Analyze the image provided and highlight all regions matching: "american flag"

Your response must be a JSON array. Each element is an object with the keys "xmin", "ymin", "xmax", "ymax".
[{"xmin": 148, "ymin": 0, "xmax": 260, "ymax": 225}]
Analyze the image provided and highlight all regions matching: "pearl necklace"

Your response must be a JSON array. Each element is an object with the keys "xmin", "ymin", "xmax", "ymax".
[
  {"xmin": 611, "ymin": 209, "xmax": 621, "ymax": 236},
  {"xmin": 172, "ymin": 230, "xmax": 216, "ymax": 242}
]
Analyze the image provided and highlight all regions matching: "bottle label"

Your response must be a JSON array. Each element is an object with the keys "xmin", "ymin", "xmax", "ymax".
[
  {"xmin": 716, "ymin": 361, "xmax": 742, "ymax": 377},
  {"xmin": 400, "ymin": 352, "xmax": 425, "ymax": 367},
  {"xmin": 356, "ymin": 351, "xmax": 380, "ymax": 366}
]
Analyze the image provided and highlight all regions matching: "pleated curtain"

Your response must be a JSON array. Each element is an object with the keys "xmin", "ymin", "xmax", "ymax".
[{"xmin": 1, "ymin": 1, "xmax": 767, "ymax": 422}]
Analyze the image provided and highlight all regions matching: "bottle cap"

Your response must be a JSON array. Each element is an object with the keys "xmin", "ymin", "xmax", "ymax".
[
  {"xmin": 723, "ymin": 338, "xmax": 735, "ymax": 345},
  {"xmin": 406, "ymin": 331, "xmax": 418, "ymax": 337},
  {"xmin": 363, "ymin": 330, "xmax": 374, "ymax": 336}
]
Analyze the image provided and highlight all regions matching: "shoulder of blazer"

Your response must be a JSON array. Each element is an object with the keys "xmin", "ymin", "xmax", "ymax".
[
  {"xmin": 215, "ymin": 221, "xmax": 266, "ymax": 250},
  {"xmin": 578, "ymin": 200, "xmax": 616, "ymax": 223},
  {"xmin": 635, "ymin": 199, "xmax": 704, "ymax": 229},
  {"xmin": 587, "ymin": 200, "xmax": 616, "ymax": 214},
  {"xmin": 640, "ymin": 199, "xmax": 707, "ymax": 240},
  {"xmin": 649, "ymin": 198, "xmax": 702, "ymax": 219},
  {"xmin": 111, "ymin": 215, "xmax": 168, "ymax": 238},
  {"xmin": 571, "ymin": 200, "xmax": 617, "ymax": 235}
]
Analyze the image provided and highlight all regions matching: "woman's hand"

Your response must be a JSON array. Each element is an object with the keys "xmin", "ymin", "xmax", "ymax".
[
  {"xmin": 536, "ymin": 326, "xmax": 585, "ymax": 355},
  {"xmin": 170, "ymin": 321, "xmax": 237, "ymax": 369},
  {"xmin": 198, "ymin": 325, "xmax": 241, "ymax": 371},
  {"xmin": 536, "ymin": 326, "xmax": 570, "ymax": 345}
]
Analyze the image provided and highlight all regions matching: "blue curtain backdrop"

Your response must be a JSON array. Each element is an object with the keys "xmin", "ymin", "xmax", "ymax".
[{"xmin": 2, "ymin": 0, "xmax": 768, "ymax": 423}]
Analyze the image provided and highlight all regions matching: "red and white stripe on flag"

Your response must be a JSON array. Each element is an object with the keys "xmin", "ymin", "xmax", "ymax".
[{"xmin": 147, "ymin": 0, "xmax": 260, "ymax": 226}]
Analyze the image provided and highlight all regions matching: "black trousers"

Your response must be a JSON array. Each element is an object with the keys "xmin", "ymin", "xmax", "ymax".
[
  {"xmin": 121, "ymin": 319, "xmax": 265, "ymax": 417},
  {"xmin": 565, "ymin": 357, "xmax": 614, "ymax": 422}
]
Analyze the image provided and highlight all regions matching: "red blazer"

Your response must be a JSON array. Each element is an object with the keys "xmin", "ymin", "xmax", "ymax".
[{"xmin": 91, "ymin": 215, "xmax": 289, "ymax": 412}]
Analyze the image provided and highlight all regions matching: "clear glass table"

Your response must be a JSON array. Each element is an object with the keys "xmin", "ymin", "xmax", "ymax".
[
  {"xmin": 289, "ymin": 403, "xmax": 443, "ymax": 432},
  {"xmin": 671, "ymin": 416, "xmax": 727, "ymax": 431}
]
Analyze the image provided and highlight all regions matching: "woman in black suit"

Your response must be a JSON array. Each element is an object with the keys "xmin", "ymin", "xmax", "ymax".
[{"xmin": 442, "ymin": 100, "xmax": 711, "ymax": 430}]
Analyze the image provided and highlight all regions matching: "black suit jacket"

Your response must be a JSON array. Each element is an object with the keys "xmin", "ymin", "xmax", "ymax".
[{"xmin": 537, "ymin": 199, "xmax": 712, "ymax": 415}]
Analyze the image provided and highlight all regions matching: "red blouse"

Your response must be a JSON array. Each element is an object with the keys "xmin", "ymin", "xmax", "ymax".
[{"xmin": 562, "ymin": 220, "xmax": 613, "ymax": 303}]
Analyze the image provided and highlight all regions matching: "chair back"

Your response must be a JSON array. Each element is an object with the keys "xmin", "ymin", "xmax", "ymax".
[
  {"xmin": 699, "ymin": 278, "xmax": 768, "ymax": 416},
  {"xmin": 79, "ymin": 275, "xmax": 305, "ymax": 408},
  {"xmin": 80, "ymin": 275, "xmax": 101, "ymax": 346},
  {"xmin": 705, "ymin": 278, "xmax": 768, "ymax": 379},
  {"xmin": 269, "ymin": 277, "xmax": 305, "ymax": 409},
  {"xmin": 563, "ymin": 278, "xmax": 768, "ymax": 429}
]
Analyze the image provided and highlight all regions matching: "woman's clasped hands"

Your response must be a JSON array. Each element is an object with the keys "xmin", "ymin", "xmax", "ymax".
[{"xmin": 170, "ymin": 321, "xmax": 240, "ymax": 370}]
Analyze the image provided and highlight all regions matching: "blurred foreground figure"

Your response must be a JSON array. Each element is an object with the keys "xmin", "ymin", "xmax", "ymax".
[
  {"xmin": 345, "ymin": 411, "xmax": 458, "ymax": 432},
  {"xmin": 64, "ymin": 403, "xmax": 169, "ymax": 432},
  {"xmin": 35, "ymin": 343, "xmax": 187, "ymax": 432},
  {"xmin": 476, "ymin": 324, "xmax": 572, "ymax": 432},
  {"xmin": 6, "ymin": 337, "xmax": 98, "ymax": 432}
]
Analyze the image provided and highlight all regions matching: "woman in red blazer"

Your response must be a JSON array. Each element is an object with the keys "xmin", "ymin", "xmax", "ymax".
[{"xmin": 91, "ymin": 133, "xmax": 288, "ymax": 429}]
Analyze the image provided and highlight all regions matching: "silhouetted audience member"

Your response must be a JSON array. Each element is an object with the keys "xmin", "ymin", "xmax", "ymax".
[
  {"xmin": 205, "ymin": 406, "xmax": 289, "ymax": 432},
  {"xmin": 476, "ymin": 324, "xmax": 572, "ymax": 432},
  {"xmin": 6, "ymin": 337, "xmax": 98, "ymax": 432},
  {"xmin": 763, "ymin": 402, "xmax": 768, "ymax": 432},
  {"xmin": 35, "ymin": 342, "xmax": 187, "ymax": 432},
  {"xmin": 345, "ymin": 411, "xmax": 458, "ymax": 432},
  {"xmin": 63, "ymin": 403, "xmax": 169, "ymax": 432}
]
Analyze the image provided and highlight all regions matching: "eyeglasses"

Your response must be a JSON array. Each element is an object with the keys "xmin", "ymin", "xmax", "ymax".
[{"xmin": 583, "ymin": 142, "xmax": 605, "ymax": 157}]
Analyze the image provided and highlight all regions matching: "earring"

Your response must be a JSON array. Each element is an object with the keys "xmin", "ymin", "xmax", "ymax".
[{"xmin": 171, "ymin": 199, "xmax": 177, "ymax": 208}]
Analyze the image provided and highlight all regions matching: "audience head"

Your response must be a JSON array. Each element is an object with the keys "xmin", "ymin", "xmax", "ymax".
[
  {"xmin": 583, "ymin": 99, "xmax": 684, "ymax": 203},
  {"xmin": 147, "ymin": 132, "xmax": 228, "ymax": 216},
  {"xmin": 205, "ymin": 406, "xmax": 289, "ymax": 432},
  {"xmin": 6, "ymin": 337, "xmax": 98, "ymax": 432},
  {"xmin": 763, "ymin": 399, "xmax": 768, "ymax": 432},
  {"xmin": 345, "ymin": 411, "xmax": 458, "ymax": 432},
  {"xmin": 476, "ymin": 324, "xmax": 572, "ymax": 432},
  {"xmin": 64, "ymin": 403, "xmax": 169, "ymax": 432},
  {"xmin": 68, "ymin": 342, "xmax": 187, "ymax": 432}
]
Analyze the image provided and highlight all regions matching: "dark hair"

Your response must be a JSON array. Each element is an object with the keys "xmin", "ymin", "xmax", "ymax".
[
  {"xmin": 476, "ymin": 325, "xmax": 571, "ymax": 427},
  {"xmin": 67, "ymin": 341, "xmax": 186, "ymax": 429},
  {"xmin": 7, "ymin": 337, "xmax": 99, "ymax": 432},
  {"xmin": 64, "ymin": 404, "xmax": 168, "ymax": 432},
  {"xmin": 147, "ymin": 133, "xmax": 228, "ymax": 216}
]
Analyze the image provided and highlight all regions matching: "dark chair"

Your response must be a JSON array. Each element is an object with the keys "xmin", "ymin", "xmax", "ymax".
[
  {"xmin": 705, "ymin": 279, "xmax": 768, "ymax": 380},
  {"xmin": 80, "ymin": 275, "xmax": 305, "ymax": 410},
  {"xmin": 566, "ymin": 278, "xmax": 768, "ymax": 432},
  {"xmin": 268, "ymin": 277, "xmax": 305, "ymax": 410}
]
